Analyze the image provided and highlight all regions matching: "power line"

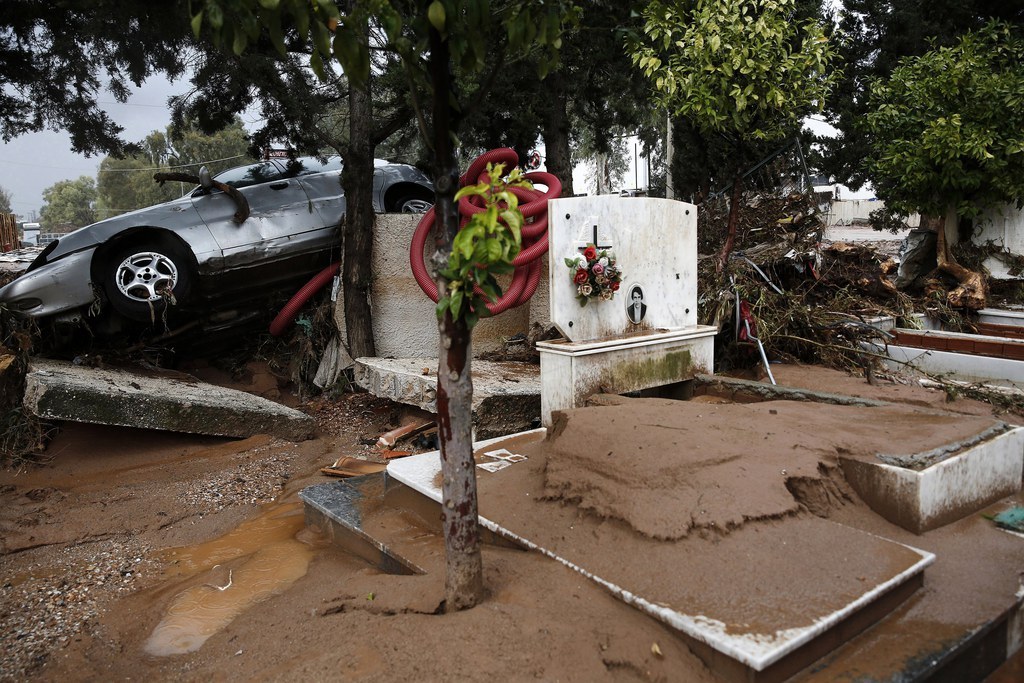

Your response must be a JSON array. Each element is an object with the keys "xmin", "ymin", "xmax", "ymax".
[
  {"xmin": 97, "ymin": 153, "xmax": 250, "ymax": 173},
  {"xmin": 0, "ymin": 153, "xmax": 250, "ymax": 174},
  {"xmin": 95, "ymin": 100, "xmax": 170, "ymax": 109}
]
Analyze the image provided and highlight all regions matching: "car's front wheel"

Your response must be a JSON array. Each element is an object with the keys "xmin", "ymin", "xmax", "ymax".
[
  {"xmin": 102, "ymin": 239, "xmax": 194, "ymax": 322},
  {"xmin": 389, "ymin": 194, "xmax": 434, "ymax": 213}
]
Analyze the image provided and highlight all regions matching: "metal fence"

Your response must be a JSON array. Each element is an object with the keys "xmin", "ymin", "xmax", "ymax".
[{"xmin": 709, "ymin": 138, "xmax": 831, "ymax": 224}]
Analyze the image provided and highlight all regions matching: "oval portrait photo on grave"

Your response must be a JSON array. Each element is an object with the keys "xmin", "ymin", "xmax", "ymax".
[{"xmin": 626, "ymin": 284, "xmax": 647, "ymax": 324}]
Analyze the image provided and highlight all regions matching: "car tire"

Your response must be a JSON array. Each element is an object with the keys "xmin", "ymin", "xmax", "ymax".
[
  {"xmin": 102, "ymin": 239, "xmax": 194, "ymax": 323},
  {"xmin": 389, "ymin": 194, "xmax": 434, "ymax": 213}
]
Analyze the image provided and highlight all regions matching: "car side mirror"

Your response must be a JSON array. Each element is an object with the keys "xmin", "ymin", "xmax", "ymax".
[{"xmin": 198, "ymin": 166, "xmax": 214, "ymax": 190}]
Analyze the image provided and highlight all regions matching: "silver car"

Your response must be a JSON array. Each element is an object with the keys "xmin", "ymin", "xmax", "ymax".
[{"xmin": 0, "ymin": 156, "xmax": 433, "ymax": 328}]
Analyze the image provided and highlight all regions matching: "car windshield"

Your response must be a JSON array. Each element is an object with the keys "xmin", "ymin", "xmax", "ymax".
[{"xmin": 214, "ymin": 161, "xmax": 283, "ymax": 189}]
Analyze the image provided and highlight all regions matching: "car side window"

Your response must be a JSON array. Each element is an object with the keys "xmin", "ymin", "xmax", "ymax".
[
  {"xmin": 213, "ymin": 161, "xmax": 284, "ymax": 189},
  {"xmin": 281, "ymin": 157, "xmax": 343, "ymax": 178}
]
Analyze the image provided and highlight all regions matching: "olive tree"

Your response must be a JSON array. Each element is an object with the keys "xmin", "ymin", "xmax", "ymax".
[
  {"xmin": 865, "ymin": 21, "xmax": 1024, "ymax": 309},
  {"xmin": 39, "ymin": 176, "xmax": 98, "ymax": 230},
  {"xmin": 96, "ymin": 118, "xmax": 253, "ymax": 218},
  {"xmin": 632, "ymin": 0, "xmax": 836, "ymax": 270},
  {"xmin": 192, "ymin": 0, "xmax": 577, "ymax": 611}
]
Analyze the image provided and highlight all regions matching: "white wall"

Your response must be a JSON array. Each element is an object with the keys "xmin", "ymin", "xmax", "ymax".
[
  {"xmin": 829, "ymin": 199, "xmax": 920, "ymax": 227},
  {"xmin": 335, "ymin": 214, "xmax": 549, "ymax": 359},
  {"xmin": 971, "ymin": 204, "xmax": 1024, "ymax": 278}
]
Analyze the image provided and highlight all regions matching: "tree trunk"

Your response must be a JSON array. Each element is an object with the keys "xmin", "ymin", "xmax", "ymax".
[
  {"xmin": 429, "ymin": 22, "xmax": 484, "ymax": 612},
  {"xmin": 930, "ymin": 212, "xmax": 987, "ymax": 310},
  {"xmin": 542, "ymin": 70, "xmax": 573, "ymax": 197},
  {"xmin": 595, "ymin": 153, "xmax": 610, "ymax": 195},
  {"xmin": 342, "ymin": 16, "xmax": 376, "ymax": 360},
  {"xmin": 716, "ymin": 170, "xmax": 743, "ymax": 272}
]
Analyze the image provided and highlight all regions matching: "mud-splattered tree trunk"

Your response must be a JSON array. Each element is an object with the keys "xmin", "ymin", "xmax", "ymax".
[
  {"xmin": 928, "ymin": 213, "xmax": 987, "ymax": 310},
  {"xmin": 428, "ymin": 24, "xmax": 483, "ymax": 612}
]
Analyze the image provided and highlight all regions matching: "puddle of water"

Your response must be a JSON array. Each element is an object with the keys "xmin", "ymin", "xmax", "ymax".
[
  {"xmin": 144, "ymin": 499, "xmax": 326, "ymax": 656},
  {"xmin": 158, "ymin": 500, "xmax": 307, "ymax": 577}
]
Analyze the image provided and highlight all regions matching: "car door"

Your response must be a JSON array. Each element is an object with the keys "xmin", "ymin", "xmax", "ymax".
[
  {"xmin": 289, "ymin": 156, "xmax": 348, "ymax": 228},
  {"xmin": 190, "ymin": 160, "xmax": 320, "ymax": 268}
]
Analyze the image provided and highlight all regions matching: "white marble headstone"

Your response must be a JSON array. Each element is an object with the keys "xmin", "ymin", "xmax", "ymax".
[{"xmin": 547, "ymin": 196, "xmax": 698, "ymax": 343}]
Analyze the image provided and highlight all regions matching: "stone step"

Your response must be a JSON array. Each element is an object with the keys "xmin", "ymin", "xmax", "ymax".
[
  {"xmin": 352, "ymin": 357, "xmax": 541, "ymax": 440},
  {"xmin": 24, "ymin": 359, "xmax": 315, "ymax": 441}
]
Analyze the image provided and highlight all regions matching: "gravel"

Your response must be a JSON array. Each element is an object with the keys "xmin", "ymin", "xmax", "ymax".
[
  {"xmin": 178, "ymin": 439, "xmax": 299, "ymax": 510},
  {"xmin": 0, "ymin": 538, "xmax": 157, "ymax": 681},
  {"xmin": 0, "ymin": 389, "xmax": 407, "ymax": 680}
]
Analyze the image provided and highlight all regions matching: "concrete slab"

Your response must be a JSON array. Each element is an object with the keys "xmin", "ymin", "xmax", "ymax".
[
  {"xmin": 693, "ymin": 373, "xmax": 890, "ymax": 407},
  {"xmin": 872, "ymin": 341, "xmax": 1024, "ymax": 389},
  {"xmin": 24, "ymin": 359, "xmax": 315, "ymax": 441},
  {"xmin": 353, "ymin": 357, "xmax": 541, "ymax": 440},
  {"xmin": 980, "ymin": 308, "xmax": 1024, "ymax": 327},
  {"xmin": 387, "ymin": 431, "xmax": 935, "ymax": 683},
  {"xmin": 300, "ymin": 476, "xmax": 424, "ymax": 575},
  {"xmin": 840, "ymin": 426, "xmax": 1024, "ymax": 534},
  {"xmin": 537, "ymin": 327, "xmax": 716, "ymax": 425}
]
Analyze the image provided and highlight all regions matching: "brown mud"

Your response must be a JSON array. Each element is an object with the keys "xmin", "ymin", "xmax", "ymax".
[{"xmin": 0, "ymin": 362, "xmax": 1021, "ymax": 682}]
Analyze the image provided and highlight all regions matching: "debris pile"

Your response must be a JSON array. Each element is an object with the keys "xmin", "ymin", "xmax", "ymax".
[{"xmin": 697, "ymin": 191, "xmax": 915, "ymax": 375}]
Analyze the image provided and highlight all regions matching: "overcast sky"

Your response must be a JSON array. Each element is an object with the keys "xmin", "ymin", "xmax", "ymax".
[
  {"xmin": 0, "ymin": 77, "xmax": 865, "ymax": 221},
  {"xmin": 0, "ymin": 76, "xmax": 186, "ymax": 220}
]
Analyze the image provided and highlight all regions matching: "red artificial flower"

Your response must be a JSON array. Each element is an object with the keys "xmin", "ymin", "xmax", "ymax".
[
  {"xmin": 611, "ymin": 281, "xmax": 620, "ymax": 291},
  {"xmin": 583, "ymin": 245, "xmax": 597, "ymax": 261},
  {"xmin": 574, "ymin": 268, "xmax": 589, "ymax": 284}
]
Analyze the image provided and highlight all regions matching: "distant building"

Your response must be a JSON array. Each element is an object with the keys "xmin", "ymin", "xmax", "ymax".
[{"xmin": 21, "ymin": 221, "xmax": 40, "ymax": 246}]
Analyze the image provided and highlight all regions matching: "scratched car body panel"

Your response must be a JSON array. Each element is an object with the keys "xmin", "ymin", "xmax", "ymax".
[{"xmin": 0, "ymin": 156, "xmax": 433, "ymax": 326}]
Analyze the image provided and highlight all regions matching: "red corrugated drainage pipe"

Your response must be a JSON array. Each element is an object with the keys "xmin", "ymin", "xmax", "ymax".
[
  {"xmin": 410, "ymin": 148, "xmax": 561, "ymax": 315},
  {"xmin": 269, "ymin": 261, "xmax": 340, "ymax": 336}
]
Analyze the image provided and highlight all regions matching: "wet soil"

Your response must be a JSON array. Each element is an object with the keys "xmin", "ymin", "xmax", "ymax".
[{"xmin": 1, "ymin": 362, "xmax": 1021, "ymax": 682}]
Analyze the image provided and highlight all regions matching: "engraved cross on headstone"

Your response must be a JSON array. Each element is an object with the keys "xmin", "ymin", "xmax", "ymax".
[{"xmin": 574, "ymin": 217, "xmax": 614, "ymax": 253}]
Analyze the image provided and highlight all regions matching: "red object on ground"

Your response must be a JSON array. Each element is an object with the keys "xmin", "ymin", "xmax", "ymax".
[
  {"xmin": 269, "ymin": 262, "xmax": 340, "ymax": 336},
  {"xmin": 737, "ymin": 300, "xmax": 758, "ymax": 342}
]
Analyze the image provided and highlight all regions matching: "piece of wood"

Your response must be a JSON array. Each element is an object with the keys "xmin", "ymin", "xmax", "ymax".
[
  {"xmin": 377, "ymin": 419, "xmax": 435, "ymax": 448},
  {"xmin": 320, "ymin": 456, "xmax": 386, "ymax": 478}
]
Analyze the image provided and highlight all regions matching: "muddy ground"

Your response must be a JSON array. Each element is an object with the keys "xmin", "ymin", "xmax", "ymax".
[{"xmin": 1, "ymin": 361, "xmax": 1022, "ymax": 682}]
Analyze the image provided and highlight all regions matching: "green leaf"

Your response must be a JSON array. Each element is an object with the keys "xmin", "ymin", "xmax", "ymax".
[
  {"xmin": 435, "ymin": 295, "xmax": 450, "ymax": 320},
  {"xmin": 232, "ymin": 26, "xmax": 248, "ymax": 55},
  {"xmin": 484, "ymin": 237, "xmax": 503, "ymax": 261},
  {"xmin": 310, "ymin": 50, "xmax": 326, "ymax": 81},
  {"xmin": 265, "ymin": 9, "xmax": 286, "ymax": 54},
  {"xmin": 207, "ymin": 2, "xmax": 223, "ymax": 30},
  {"xmin": 450, "ymin": 287, "xmax": 464, "ymax": 319},
  {"xmin": 311, "ymin": 17, "xmax": 331, "ymax": 56},
  {"xmin": 191, "ymin": 10, "xmax": 204, "ymax": 38},
  {"xmin": 257, "ymin": 0, "xmax": 279, "ymax": 8},
  {"xmin": 454, "ymin": 182, "xmax": 488, "ymax": 201},
  {"xmin": 480, "ymin": 280, "xmax": 502, "ymax": 302},
  {"xmin": 428, "ymin": 0, "xmax": 446, "ymax": 33},
  {"xmin": 295, "ymin": 4, "xmax": 309, "ymax": 41}
]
